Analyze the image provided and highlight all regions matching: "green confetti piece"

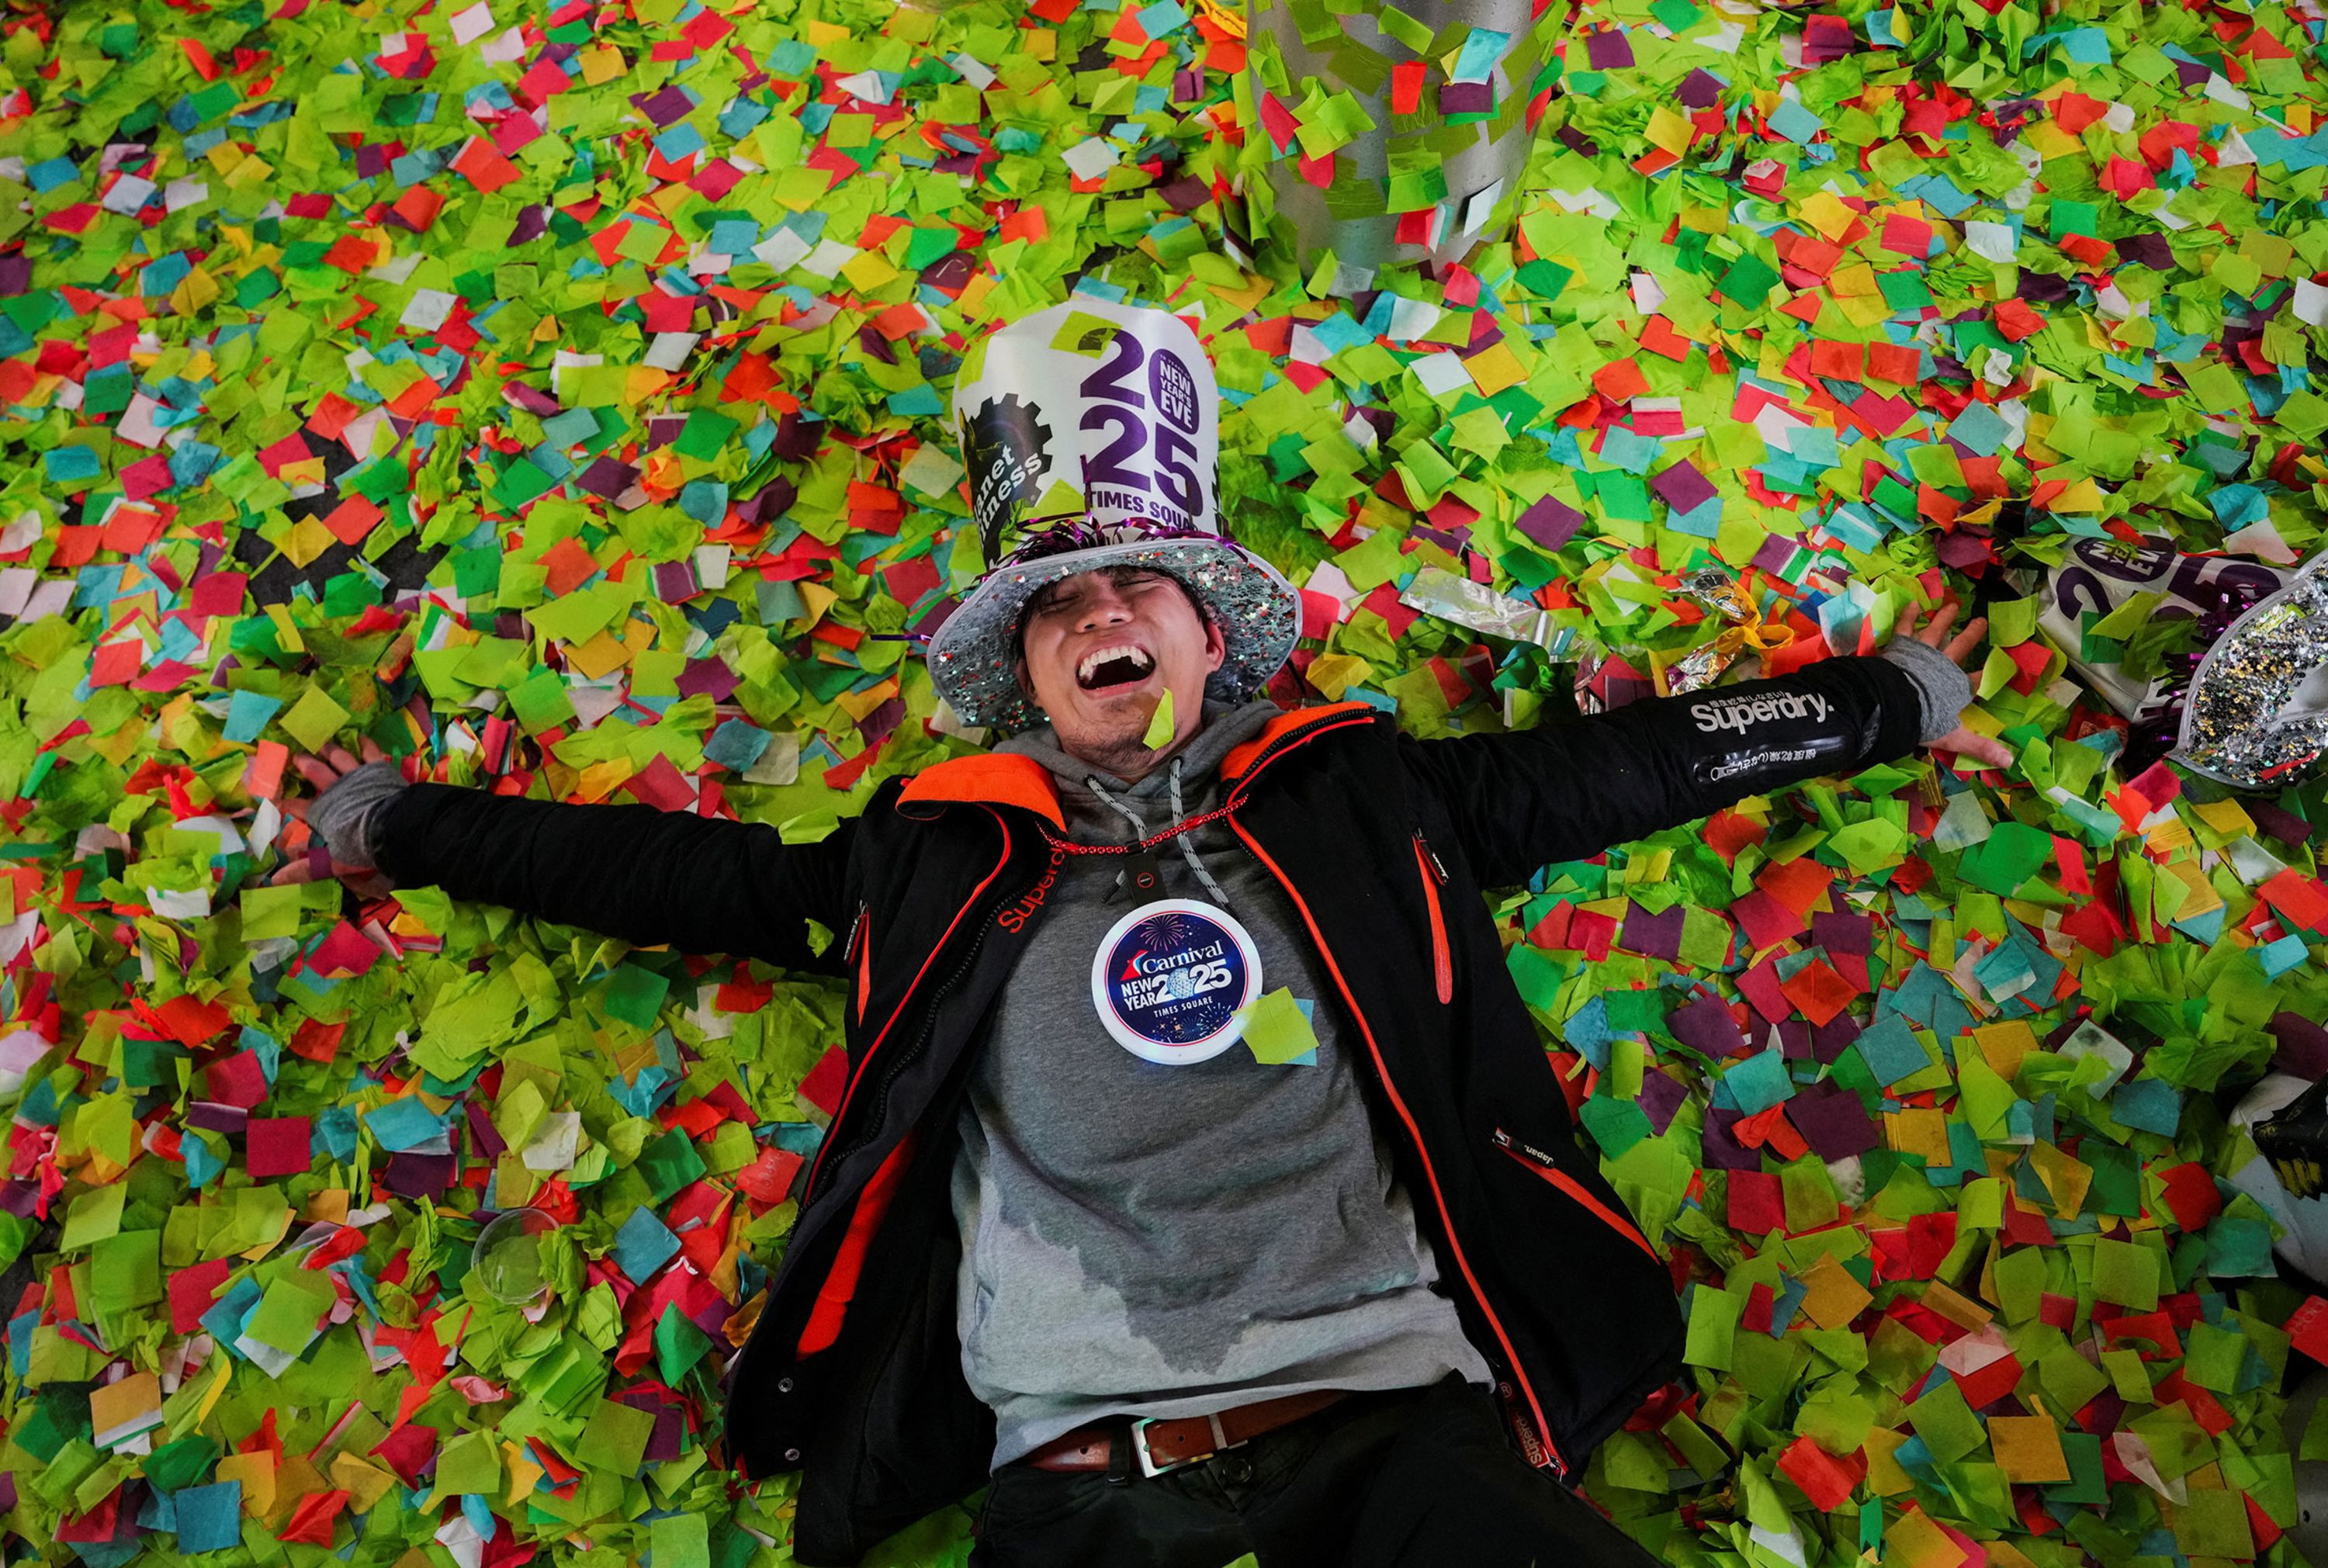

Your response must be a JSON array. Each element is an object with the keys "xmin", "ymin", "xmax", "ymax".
[
  {"xmin": 1241, "ymin": 988, "xmax": 1321, "ymax": 1064},
  {"xmin": 277, "ymin": 685, "xmax": 351, "ymax": 752}
]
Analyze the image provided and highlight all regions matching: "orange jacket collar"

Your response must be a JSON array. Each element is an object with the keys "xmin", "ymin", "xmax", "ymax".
[
  {"xmin": 1221, "ymin": 701, "xmax": 1372, "ymax": 782},
  {"xmin": 897, "ymin": 753, "xmax": 1064, "ymax": 829}
]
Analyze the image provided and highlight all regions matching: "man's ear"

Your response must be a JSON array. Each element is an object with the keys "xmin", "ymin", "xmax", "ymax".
[{"xmin": 1202, "ymin": 614, "xmax": 1226, "ymax": 674}]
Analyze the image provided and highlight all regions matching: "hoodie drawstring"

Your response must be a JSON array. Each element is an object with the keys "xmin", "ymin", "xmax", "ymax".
[{"xmin": 1086, "ymin": 757, "xmax": 1232, "ymax": 909}]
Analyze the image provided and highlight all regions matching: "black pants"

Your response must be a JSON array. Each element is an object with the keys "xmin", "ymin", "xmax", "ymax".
[{"xmin": 968, "ymin": 1373, "xmax": 1658, "ymax": 1568}]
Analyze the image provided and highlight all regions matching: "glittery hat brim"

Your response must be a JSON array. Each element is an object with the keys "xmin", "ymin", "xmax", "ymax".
[
  {"xmin": 927, "ymin": 538, "xmax": 1301, "ymax": 732},
  {"xmin": 2172, "ymin": 554, "xmax": 2328, "ymax": 790}
]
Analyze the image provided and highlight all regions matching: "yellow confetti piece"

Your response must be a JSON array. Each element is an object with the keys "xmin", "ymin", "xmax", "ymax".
[
  {"xmin": 1142, "ymin": 687, "xmax": 1176, "ymax": 749},
  {"xmin": 1797, "ymin": 190, "xmax": 1857, "ymax": 241},
  {"xmin": 1796, "ymin": 1253, "xmax": 1873, "ymax": 1331},
  {"xmin": 1644, "ymin": 106, "xmax": 1695, "ymax": 157},
  {"xmin": 215, "ymin": 1450, "xmax": 279, "ymax": 1515},
  {"xmin": 1988, "ymin": 1415, "xmax": 2071, "ymax": 1483},
  {"xmin": 1463, "ymin": 340, "xmax": 1527, "ymax": 396}
]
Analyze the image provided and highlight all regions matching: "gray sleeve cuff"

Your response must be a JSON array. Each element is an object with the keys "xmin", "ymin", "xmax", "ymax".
[
  {"xmin": 307, "ymin": 760, "xmax": 408, "ymax": 865},
  {"xmin": 1878, "ymin": 635, "xmax": 1975, "ymax": 745}
]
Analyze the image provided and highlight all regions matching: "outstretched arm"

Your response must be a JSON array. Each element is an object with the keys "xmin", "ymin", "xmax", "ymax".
[
  {"xmin": 1402, "ymin": 601, "xmax": 2004, "ymax": 887},
  {"xmin": 275, "ymin": 746, "xmax": 853, "ymax": 975}
]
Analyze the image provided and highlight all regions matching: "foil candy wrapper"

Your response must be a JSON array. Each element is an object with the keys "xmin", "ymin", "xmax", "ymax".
[
  {"xmin": 1571, "ymin": 640, "xmax": 1741, "ymax": 715},
  {"xmin": 1397, "ymin": 567, "xmax": 1569, "ymax": 652},
  {"xmin": 1571, "ymin": 565, "xmax": 1777, "ymax": 715},
  {"xmin": 2174, "ymin": 551, "xmax": 2328, "ymax": 791},
  {"xmin": 1674, "ymin": 566, "xmax": 1760, "ymax": 625}
]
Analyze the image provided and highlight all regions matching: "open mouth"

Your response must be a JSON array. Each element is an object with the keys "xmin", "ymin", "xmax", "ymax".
[{"xmin": 1076, "ymin": 643, "xmax": 1155, "ymax": 693}]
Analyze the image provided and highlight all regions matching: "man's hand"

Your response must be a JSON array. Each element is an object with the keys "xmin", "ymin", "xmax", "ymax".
[
  {"xmin": 270, "ymin": 740, "xmax": 401, "ymax": 897},
  {"xmin": 1894, "ymin": 597, "xmax": 2014, "ymax": 769}
]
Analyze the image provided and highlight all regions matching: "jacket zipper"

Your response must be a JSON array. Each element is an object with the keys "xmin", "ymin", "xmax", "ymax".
[
  {"xmin": 845, "ymin": 902, "xmax": 872, "ymax": 1024},
  {"xmin": 1229, "ymin": 815, "xmax": 1568, "ymax": 1481},
  {"xmin": 805, "ymin": 814, "xmax": 1015, "ymax": 1200},
  {"xmin": 1412, "ymin": 832, "xmax": 1453, "ymax": 1006},
  {"xmin": 1221, "ymin": 711, "xmax": 1377, "ymax": 812},
  {"xmin": 1491, "ymin": 1128, "xmax": 1660, "ymax": 1262},
  {"xmin": 813, "ymin": 909, "xmax": 993, "ymax": 1209}
]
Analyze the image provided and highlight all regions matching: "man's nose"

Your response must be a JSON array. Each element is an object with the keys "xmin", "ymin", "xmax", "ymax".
[{"xmin": 1075, "ymin": 588, "xmax": 1135, "ymax": 631}]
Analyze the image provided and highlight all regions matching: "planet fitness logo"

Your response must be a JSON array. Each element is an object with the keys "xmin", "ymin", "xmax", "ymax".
[
  {"xmin": 961, "ymin": 392, "xmax": 1051, "ymax": 562},
  {"xmin": 1090, "ymin": 899, "xmax": 1261, "ymax": 1065}
]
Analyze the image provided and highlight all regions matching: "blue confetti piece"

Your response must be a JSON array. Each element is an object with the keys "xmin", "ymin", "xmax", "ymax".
[
  {"xmin": 223, "ymin": 690, "xmax": 283, "ymax": 744},
  {"xmin": 1766, "ymin": 99, "xmax": 1825, "ymax": 145},
  {"xmin": 612, "ymin": 1206, "xmax": 683, "ymax": 1282},
  {"xmin": 44, "ymin": 446, "xmax": 102, "ymax": 483}
]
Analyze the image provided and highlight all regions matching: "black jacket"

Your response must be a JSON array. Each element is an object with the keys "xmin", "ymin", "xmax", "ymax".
[{"xmin": 375, "ymin": 652, "xmax": 1927, "ymax": 1565}]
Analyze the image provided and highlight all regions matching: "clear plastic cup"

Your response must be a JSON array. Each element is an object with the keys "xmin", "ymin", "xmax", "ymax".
[{"xmin": 472, "ymin": 1208, "xmax": 556, "ymax": 1305}]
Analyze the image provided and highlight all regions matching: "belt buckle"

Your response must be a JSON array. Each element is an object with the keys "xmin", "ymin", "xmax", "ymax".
[{"xmin": 1130, "ymin": 1413, "xmax": 1242, "ymax": 1479}]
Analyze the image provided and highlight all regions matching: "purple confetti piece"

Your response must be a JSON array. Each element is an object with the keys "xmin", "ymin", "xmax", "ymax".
[
  {"xmin": 576, "ymin": 457, "xmax": 639, "ymax": 499},
  {"xmin": 185, "ymin": 1102, "xmax": 248, "ymax": 1135},
  {"xmin": 1668, "ymin": 993, "xmax": 1744, "ymax": 1058},
  {"xmin": 503, "ymin": 382, "xmax": 560, "ymax": 417},
  {"xmin": 1699, "ymin": 1108, "xmax": 1759, "ymax": 1171},
  {"xmin": 1809, "ymin": 911, "xmax": 1872, "ymax": 957},
  {"xmin": 1676, "ymin": 69, "xmax": 1724, "ymax": 109},
  {"xmin": 1515, "ymin": 494, "xmax": 1586, "ymax": 553},
  {"xmin": 1158, "ymin": 175, "xmax": 1209, "ymax": 213},
  {"xmin": 857, "ymin": 697, "xmax": 909, "ymax": 749},
  {"xmin": 1935, "ymin": 531, "xmax": 1994, "ymax": 569},
  {"xmin": 1786, "ymin": 1085, "xmax": 1882, "ymax": 1158},
  {"xmin": 1750, "ymin": 533, "xmax": 1804, "ymax": 574},
  {"xmin": 1620, "ymin": 903, "xmax": 1684, "ymax": 961},
  {"xmin": 382, "ymin": 1152, "xmax": 457, "ymax": 1198},
  {"xmin": 2248, "ymin": 798, "xmax": 2314, "ymax": 846},
  {"xmin": 677, "ymin": 659, "xmax": 740, "ymax": 701},
  {"xmin": 1812, "ymin": 1012, "xmax": 1862, "ymax": 1064},
  {"xmin": 1585, "ymin": 29, "xmax": 1634, "ymax": 68},
  {"xmin": 2272, "ymin": 1012, "xmax": 2328, "ymax": 1079},
  {"xmin": 636, "ymin": 85, "xmax": 698, "ymax": 126},
  {"xmin": 466, "ymin": 1101, "xmax": 507, "ymax": 1161},
  {"xmin": 1636, "ymin": 1070, "xmax": 1687, "ymax": 1135},
  {"xmin": 1651, "ymin": 462, "xmax": 1718, "ymax": 514},
  {"xmin": 921, "ymin": 252, "xmax": 976, "ymax": 292}
]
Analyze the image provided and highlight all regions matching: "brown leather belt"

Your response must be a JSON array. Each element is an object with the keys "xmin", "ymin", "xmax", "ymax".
[{"xmin": 1020, "ymin": 1389, "xmax": 1352, "ymax": 1478}]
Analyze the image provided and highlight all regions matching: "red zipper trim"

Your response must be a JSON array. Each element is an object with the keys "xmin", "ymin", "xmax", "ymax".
[
  {"xmin": 1230, "ymin": 815, "xmax": 1568, "ymax": 1479},
  {"xmin": 854, "ymin": 909, "xmax": 874, "ymax": 1024},
  {"xmin": 1413, "ymin": 835, "xmax": 1452, "ymax": 1006},
  {"xmin": 795, "ymin": 1128, "xmax": 919, "ymax": 1357},
  {"xmin": 1495, "ymin": 1133, "xmax": 1660, "ymax": 1262},
  {"xmin": 801, "ymin": 807, "xmax": 1014, "ymax": 1206},
  {"xmin": 1225, "ymin": 713, "xmax": 1376, "ymax": 809}
]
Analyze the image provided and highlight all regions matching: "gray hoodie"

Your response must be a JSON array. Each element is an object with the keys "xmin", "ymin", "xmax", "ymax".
[{"xmin": 949, "ymin": 698, "xmax": 1492, "ymax": 1472}]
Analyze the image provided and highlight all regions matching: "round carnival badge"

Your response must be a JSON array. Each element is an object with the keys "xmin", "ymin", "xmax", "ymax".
[{"xmin": 1089, "ymin": 898, "xmax": 1262, "ymax": 1065}]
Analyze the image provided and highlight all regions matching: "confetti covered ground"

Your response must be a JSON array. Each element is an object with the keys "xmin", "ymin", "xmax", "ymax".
[{"xmin": 6, "ymin": 0, "xmax": 2328, "ymax": 1566}]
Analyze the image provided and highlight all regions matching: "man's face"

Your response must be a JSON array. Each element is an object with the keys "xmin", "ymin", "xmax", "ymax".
[{"xmin": 1015, "ymin": 567, "xmax": 1225, "ymax": 773}]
